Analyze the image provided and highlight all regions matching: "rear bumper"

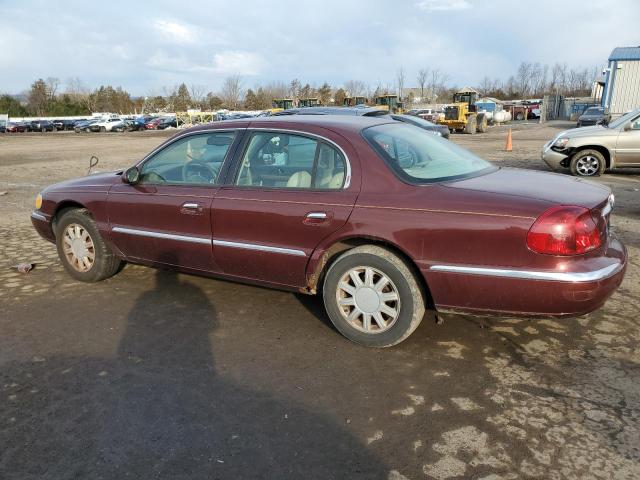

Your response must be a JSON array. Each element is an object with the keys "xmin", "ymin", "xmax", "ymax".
[
  {"xmin": 423, "ymin": 237, "xmax": 627, "ymax": 318},
  {"xmin": 31, "ymin": 210, "xmax": 56, "ymax": 243}
]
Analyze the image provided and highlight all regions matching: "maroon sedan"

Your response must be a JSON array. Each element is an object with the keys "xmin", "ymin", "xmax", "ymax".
[{"xmin": 31, "ymin": 116, "xmax": 627, "ymax": 347}]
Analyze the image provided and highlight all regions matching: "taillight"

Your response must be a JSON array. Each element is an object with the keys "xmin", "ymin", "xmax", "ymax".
[{"xmin": 527, "ymin": 205, "xmax": 603, "ymax": 255}]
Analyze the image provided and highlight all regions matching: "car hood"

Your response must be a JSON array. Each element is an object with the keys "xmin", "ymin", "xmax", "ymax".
[
  {"xmin": 578, "ymin": 115, "xmax": 602, "ymax": 121},
  {"xmin": 445, "ymin": 167, "xmax": 610, "ymax": 210},
  {"xmin": 44, "ymin": 171, "xmax": 122, "ymax": 192},
  {"xmin": 556, "ymin": 125, "xmax": 617, "ymax": 139}
]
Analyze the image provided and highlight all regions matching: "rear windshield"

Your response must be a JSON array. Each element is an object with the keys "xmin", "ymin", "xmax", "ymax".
[{"xmin": 362, "ymin": 123, "xmax": 496, "ymax": 183}]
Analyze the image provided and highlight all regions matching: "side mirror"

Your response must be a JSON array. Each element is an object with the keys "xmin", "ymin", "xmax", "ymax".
[
  {"xmin": 123, "ymin": 166, "xmax": 140, "ymax": 184},
  {"xmin": 623, "ymin": 122, "xmax": 632, "ymax": 131}
]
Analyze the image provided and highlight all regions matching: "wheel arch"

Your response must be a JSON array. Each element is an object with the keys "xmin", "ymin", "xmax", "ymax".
[
  {"xmin": 51, "ymin": 200, "xmax": 88, "ymax": 233},
  {"xmin": 306, "ymin": 235, "xmax": 434, "ymax": 308},
  {"xmin": 572, "ymin": 144, "xmax": 612, "ymax": 169}
]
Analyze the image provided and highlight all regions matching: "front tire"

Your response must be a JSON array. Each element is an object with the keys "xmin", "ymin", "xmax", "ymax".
[
  {"xmin": 570, "ymin": 149, "xmax": 605, "ymax": 177},
  {"xmin": 322, "ymin": 245, "xmax": 425, "ymax": 347},
  {"xmin": 55, "ymin": 209, "xmax": 122, "ymax": 282}
]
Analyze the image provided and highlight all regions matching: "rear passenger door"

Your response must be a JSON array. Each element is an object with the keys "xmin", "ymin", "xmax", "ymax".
[{"xmin": 212, "ymin": 129, "xmax": 359, "ymax": 288}]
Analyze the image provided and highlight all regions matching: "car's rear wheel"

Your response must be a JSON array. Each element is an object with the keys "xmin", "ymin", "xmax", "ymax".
[
  {"xmin": 322, "ymin": 245, "xmax": 425, "ymax": 347},
  {"xmin": 55, "ymin": 209, "xmax": 122, "ymax": 282},
  {"xmin": 570, "ymin": 149, "xmax": 605, "ymax": 177}
]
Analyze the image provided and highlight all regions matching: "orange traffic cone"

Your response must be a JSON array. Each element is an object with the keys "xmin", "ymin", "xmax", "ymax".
[{"xmin": 505, "ymin": 128, "xmax": 513, "ymax": 152}]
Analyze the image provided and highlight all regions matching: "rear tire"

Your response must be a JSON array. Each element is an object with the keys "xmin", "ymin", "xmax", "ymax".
[
  {"xmin": 55, "ymin": 209, "xmax": 122, "ymax": 282},
  {"xmin": 570, "ymin": 149, "xmax": 606, "ymax": 177},
  {"xmin": 322, "ymin": 245, "xmax": 425, "ymax": 347}
]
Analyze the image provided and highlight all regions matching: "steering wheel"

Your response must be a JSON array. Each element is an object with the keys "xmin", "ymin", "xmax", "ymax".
[{"xmin": 182, "ymin": 160, "xmax": 217, "ymax": 183}]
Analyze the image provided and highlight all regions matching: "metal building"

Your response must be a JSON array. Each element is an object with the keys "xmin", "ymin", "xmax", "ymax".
[{"xmin": 602, "ymin": 46, "xmax": 640, "ymax": 117}]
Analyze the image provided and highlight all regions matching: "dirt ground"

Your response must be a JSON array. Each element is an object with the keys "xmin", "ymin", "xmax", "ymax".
[{"xmin": 1, "ymin": 123, "xmax": 639, "ymax": 480}]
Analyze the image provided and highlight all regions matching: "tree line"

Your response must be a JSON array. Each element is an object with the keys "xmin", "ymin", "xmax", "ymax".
[{"xmin": 1, "ymin": 61, "xmax": 600, "ymax": 117}]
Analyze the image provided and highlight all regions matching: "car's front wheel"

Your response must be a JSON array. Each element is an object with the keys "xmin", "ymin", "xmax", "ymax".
[
  {"xmin": 55, "ymin": 209, "xmax": 122, "ymax": 282},
  {"xmin": 322, "ymin": 245, "xmax": 425, "ymax": 347},
  {"xmin": 570, "ymin": 149, "xmax": 606, "ymax": 177}
]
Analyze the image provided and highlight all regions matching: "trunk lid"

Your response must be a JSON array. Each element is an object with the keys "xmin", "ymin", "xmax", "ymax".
[{"xmin": 445, "ymin": 167, "xmax": 610, "ymax": 209}]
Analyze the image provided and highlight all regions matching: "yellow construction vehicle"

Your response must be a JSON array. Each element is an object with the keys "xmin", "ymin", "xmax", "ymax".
[
  {"xmin": 298, "ymin": 98, "xmax": 321, "ymax": 108},
  {"xmin": 437, "ymin": 88, "xmax": 487, "ymax": 134},
  {"xmin": 344, "ymin": 96, "xmax": 367, "ymax": 107},
  {"xmin": 270, "ymin": 98, "xmax": 295, "ymax": 113},
  {"xmin": 374, "ymin": 94, "xmax": 403, "ymax": 113}
]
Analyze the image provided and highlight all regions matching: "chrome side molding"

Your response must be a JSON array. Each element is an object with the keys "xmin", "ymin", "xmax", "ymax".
[
  {"xmin": 111, "ymin": 226, "xmax": 307, "ymax": 257},
  {"xmin": 112, "ymin": 226, "xmax": 211, "ymax": 245},
  {"xmin": 430, "ymin": 262, "xmax": 623, "ymax": 282},
  {"xmin": 213, "ymin": 239, "xmax": 306, "ymax": 257}
]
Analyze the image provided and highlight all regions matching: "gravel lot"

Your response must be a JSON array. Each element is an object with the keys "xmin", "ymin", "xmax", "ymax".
[{"xmin": 1, "ymin": 123, "xmax": 639, "ymax": 479}]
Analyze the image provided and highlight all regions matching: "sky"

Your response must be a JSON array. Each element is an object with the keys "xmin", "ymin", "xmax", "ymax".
[{"xmin": 0, "ymin": 0, "xmax": 638, "ymax": 96}]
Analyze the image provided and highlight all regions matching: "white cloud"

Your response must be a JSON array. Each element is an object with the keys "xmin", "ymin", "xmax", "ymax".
[
  {"xmin": 153, "ymin": 19, "xmax": 197, "ymax": 44},
  {"xmin": 415, "ymin": 0, "xmax": 471, "ymax": 11},
  {"xmin": 211, "ymin": 51, "xmax": 266, "ymax": 75}
]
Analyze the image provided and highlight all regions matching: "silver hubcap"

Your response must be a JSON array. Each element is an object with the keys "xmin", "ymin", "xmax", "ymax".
[
  {"xmin": 576, "ymin": 156, "xmax": 599, "ymax": 176},
  {"xmin": 336, "ymin": 266, "xmax": 401, "ymax": 334},
  {"xmin": 62, "ymin": 223, "xmax": 95, "ymax": 272}
]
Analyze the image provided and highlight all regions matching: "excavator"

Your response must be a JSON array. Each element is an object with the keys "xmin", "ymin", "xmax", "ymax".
[
  {"xmin": 343, "ymin": 96, "xmax": 367, "ymax": 107},
  {"xmin": 374, "ymin": 94, "xmax": 403, "ymax": 114},
  {"xmin": 298, "ymin": 98, "xmax": 321, "ymax": 108},
  {"xmin": 437, "ymin": 88, "xmax": 487, "ymax": 134},
  {"xmin": 271, "ymin": 99, "xmax": 295, "ymax": 113}
]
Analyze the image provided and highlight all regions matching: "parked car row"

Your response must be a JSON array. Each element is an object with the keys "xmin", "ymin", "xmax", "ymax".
[{"xmin": 1, "ymin": 116, "xmax": 181, "ymax": 134}]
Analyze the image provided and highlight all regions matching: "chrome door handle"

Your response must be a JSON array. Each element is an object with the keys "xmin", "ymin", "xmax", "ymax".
[
  {"xmin": 306, "ymin": 212, "xmax": 327, "ymax": 219},
  {"xmin": 183, "ymin": 203, "xmax": 199, "ymax": 209}
]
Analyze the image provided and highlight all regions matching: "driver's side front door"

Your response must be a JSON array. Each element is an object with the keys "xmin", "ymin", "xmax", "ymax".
[
  {"xmin": 107, "ymin": 130, "xmax": 241, "ymax": 273},
  {"xmin": 615, "ymin": 115, "xmax": 640, "ymax": 166}
]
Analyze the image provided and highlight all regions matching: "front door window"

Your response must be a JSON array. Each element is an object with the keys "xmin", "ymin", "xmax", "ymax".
[{"xmin": 140, "ymin": 132, "xmax": 237, "ymax": 185}]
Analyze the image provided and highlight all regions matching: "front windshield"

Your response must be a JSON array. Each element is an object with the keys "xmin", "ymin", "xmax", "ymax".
[
  {"xmin": 363, "ymin": 123, "xmax": 496, "ymax": 183},
  {"xmin": 584, "ymin": 108, "xmax": 603, "ymax": 115},
  {"xmin": 609, "ymin": 109, "xmax": 640, "ymax": 129}
]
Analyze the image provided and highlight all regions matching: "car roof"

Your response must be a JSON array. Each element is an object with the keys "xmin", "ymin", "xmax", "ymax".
[
  {"xmin": 187, "ymin": 114, "xmax": 396, "ymax": 136},
  {"xmin": 274, "ymin": 106, "xmax": 387, "ymax": 117}
]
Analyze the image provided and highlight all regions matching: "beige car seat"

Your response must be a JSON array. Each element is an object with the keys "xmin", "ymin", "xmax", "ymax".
[
  {"xmin": 286, "ymin": 171, "xmax": 312, "ymax": 188},
  {"xmin": 316, "ymin": 148, "xmax": 345, "ymax": 189}
]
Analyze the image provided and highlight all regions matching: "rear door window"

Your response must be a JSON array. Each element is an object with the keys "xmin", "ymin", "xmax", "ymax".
[{"xmin": 235, "ymin": 131, "xmax": 345, "ymax": 189}]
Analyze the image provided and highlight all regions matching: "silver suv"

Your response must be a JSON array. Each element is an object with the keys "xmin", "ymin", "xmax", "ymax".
[{"xmin": 542, "ymin": 108, "xmax": 640, "ymax": 176}]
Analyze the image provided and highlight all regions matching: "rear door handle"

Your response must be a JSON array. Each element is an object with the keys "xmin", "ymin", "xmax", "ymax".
[
  {"xmin": 306, "ymin": 212, "xmax": 327, "ymax": 219},
  {"xmin": 304, "ymin": 211, "xmax": 331, "ymax": 225},
  {"xmin": 181, "ymin": 202, "xmax": 204, "ymax": 215}
]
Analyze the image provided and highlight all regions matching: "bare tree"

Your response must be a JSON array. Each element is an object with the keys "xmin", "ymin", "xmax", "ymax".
[
  {"xmin": 478, "ymin": 76, "xmax": 493, "ymax": 96},
  {"xmin": 189, "ymin": 84, "xmax": 207, "ymax": 109},
  {"xmin": 66, "ymin": 77, "xmax": 91, "ymax": 109},
  {"xmin": 417, "ymin": 69, "xmax": 429, "ymax": 101},
  {"xmin": 396, "ymin": 67, "xmax": 405, "ymax": 100},
  {"xmin": 344, "ymin": 80, "xmax": 366, "ymax": 97},
  {"xmin": 260, "ymin": 81, "xmax": 290, "ymax": 104},
  {"xmin": 45, "ymin": 77, "xmax": 60, "ymax": 100},
  {"xmin": 289, "ymin": 78, "xmax": 302, "ymax": 100},
  {"xmin": 220, "ymin": 75, "xmax": 243, "ymax": 109},
  {"xmin": 516, "ymin": 62, "xmax": 532, "ymax": 97},
  {"xmin": 427, "ymin": 69, "xmax": 448, "ymax": 103}
]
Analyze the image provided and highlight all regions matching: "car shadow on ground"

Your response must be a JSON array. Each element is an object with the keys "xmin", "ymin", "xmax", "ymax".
[{"xmin": 0, "ymin": 268, "xmax": 389, "ymax": 480}]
